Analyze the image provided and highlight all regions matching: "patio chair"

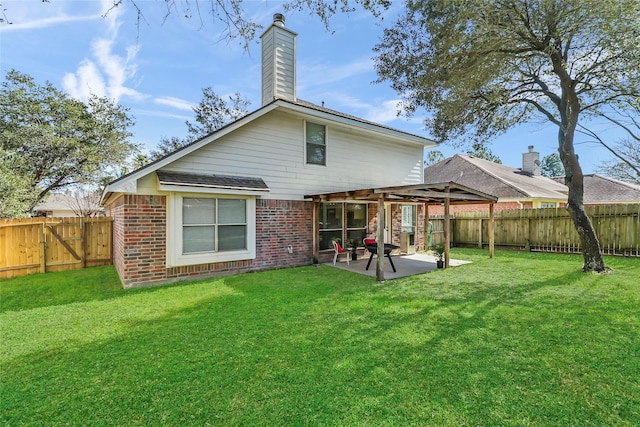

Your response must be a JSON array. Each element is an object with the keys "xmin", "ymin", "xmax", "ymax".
[{"xmin": 332, "ymin": 241, "xmax": 350, "ymax": 265}]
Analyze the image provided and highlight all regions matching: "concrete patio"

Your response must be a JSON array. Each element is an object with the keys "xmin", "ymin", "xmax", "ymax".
[{"xmin": 326, "ymin": 252, "xmax": 471, "ymax": 279}]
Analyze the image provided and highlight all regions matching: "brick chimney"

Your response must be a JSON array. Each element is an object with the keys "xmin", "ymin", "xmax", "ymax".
[
  {"xmin": 522, "ymin": 145, "xmax": 541, "ymax": 176},
  {"xmin": 260, "ymin": 13, "xmax": 297, "ymax": 106}
]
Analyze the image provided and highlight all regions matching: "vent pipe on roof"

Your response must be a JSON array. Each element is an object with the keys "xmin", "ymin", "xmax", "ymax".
[
  {"xmin": 522, "ymin": 145, "xmax": 541, "ymax": 176},
  {"xmin": 273, "ymin": 13, "xmax": 285, "ymax": 27}
]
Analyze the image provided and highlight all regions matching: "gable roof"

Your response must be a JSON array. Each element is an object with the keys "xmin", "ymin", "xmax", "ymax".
[
  {"xmin": 103, "ymin": 98, "xmax": 436, "ymax": 200},
  {"xmin": 424, "ymin": 154, "xmax": 568, "ymax": 200},
  {"xmin": 552, "ymin": 174, "xmax": 640, "ymax": 204}
]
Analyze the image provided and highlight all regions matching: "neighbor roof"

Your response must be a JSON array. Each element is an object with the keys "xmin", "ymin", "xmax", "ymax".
[
  {"xmin": 424, "ymin": 154, "xmax": 568, "ymax": 200},
  {"xmin": 552, "ymin": 174, "xmax": 640, "ymax": 204},
  {"xmin": 34, "ymin": 193, "xmax": 104, "ymax": 213}
]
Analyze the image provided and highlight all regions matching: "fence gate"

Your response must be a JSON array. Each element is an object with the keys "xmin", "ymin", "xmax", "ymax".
[{"xmin": 0, "ymin": 217, "xmax": 113, "ymax": 279}]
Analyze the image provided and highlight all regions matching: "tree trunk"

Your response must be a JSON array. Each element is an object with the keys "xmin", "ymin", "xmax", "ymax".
[
  {"xmin": 558, "ymin": 131, "xmax": 608, "ymax": 272},
  {"xmin": 549, "ymin": 46, "xmax": 608, "ymax": 274}
]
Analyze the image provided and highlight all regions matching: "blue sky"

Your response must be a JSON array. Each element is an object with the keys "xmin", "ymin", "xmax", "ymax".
[{"xmin": 0, "ymin": 0, "xmax": 620, "ymax": 173}]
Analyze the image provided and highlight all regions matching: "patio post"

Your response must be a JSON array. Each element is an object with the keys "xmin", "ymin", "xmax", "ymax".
[
  {"xmin": 312, "ymin": 199, "xmax": 320, "ymax": 264},
  {"xmin": 444, "ymin": 185, "xmax": 451, "ymax": 268},
  {"xmin": 376, "ymin": 195, "xmax": 385, "ymax": 282},
  {"xmin": 423, "ymin": 203, "xmax": 430, "ymax": 251}
]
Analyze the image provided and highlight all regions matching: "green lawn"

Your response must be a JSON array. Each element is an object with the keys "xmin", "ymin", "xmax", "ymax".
[{"xmin": 1, "ymin": 249, "xmax": 639, "ymax": 426}]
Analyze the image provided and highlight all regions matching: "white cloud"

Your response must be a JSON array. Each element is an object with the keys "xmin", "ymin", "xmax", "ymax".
[
  {"xmin": 298, "ymin": 57, "xmax": 373, "ymax": 91},
  {"xmin": 155, "ymin": 97, "xmax": 194, "ymax": 111},
  {"xmin": 61, "ymin": 1, "xmax": 143, "ymax": 103},
  {"xmin": 0, "ymin": 13, "xmax": 100, "ymax": 32},
  {"xmin": 62, "ymin": 59, "xmax": 106, "ymax": 100}
]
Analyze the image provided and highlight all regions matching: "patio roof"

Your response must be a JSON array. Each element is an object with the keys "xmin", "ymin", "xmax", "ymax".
[
  {"xmin": 306, "ymin": 181, "xmax": 498, "ymax": 282},
  {"xmin": 305, "ymin": 181, "xmax": 498, "ymax": 204}
]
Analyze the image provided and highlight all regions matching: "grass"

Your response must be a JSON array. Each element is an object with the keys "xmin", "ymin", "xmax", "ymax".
[{"xmin": 1, "ymin": 249, "xmax": 639, "ymax": 426}]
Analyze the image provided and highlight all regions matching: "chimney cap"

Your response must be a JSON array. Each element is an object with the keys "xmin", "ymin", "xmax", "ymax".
[
  {"xmin": 273, "ymin": 13, "xmax": 285, "ymax": 27},
  {"xmin": 528, "ymin": 145, "xmax": 534, "ymax": 152}
]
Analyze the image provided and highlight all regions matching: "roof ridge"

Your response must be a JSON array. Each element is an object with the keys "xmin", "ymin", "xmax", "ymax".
[
  {"xmin": 456, "ymin": 154, "xmax": 530, "ymax": 197},
  {"xmin": 589, "ymin": 173, "xmax": 640, "ymax": 190}
]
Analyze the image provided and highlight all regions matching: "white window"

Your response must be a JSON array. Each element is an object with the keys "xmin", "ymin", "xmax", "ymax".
[
  {"xmin": 305, "ymin": 121, "xmax": 326, "ymax": 166},
  {"xmin": 540, "ymin": 202, "xmax": 558, "ymax": 208},
  {"xmin": 168, "ymin": 194, "xmax": 256, "ymax": 267},
  {"xmin": 401, "ymin": 205, "xmax": 416, "ymax": 233}
]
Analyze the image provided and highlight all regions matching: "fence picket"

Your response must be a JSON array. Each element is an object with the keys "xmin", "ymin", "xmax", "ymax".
[
  {"xmin": 0, "ymin": 217, "xmax": 113, "ymax": 279},
  {"xmin": 448, "ymin": 204, "xmax": 639, "ymax": 256}
]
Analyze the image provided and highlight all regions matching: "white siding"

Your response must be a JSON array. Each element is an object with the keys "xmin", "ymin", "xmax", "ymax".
[
  {"xmin": 261, "ymin": 25, "xmax": 296, "ymax": 105},
  {"xmin": 160, "ymin": 110, "xmax": 423, "ymax": 200}
]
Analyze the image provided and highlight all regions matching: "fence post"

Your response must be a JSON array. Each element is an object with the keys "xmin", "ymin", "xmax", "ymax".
[
  {"xmin": 40, "ymin": 221, "xmax": 46, "ymax": 273},
  {"xmin": 82, "ymin": 219, "xmax": 88, "ymax": 269},
  {"xmin": 489, "ymin": 203, "xmax": 495, "ymax": 258}
]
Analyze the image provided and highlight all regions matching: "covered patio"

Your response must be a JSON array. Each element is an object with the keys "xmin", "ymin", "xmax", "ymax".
[
  {"xmin": 326, "ymin": 252, "xmax": 472, "ymax": 279},
  {"xmin": 306, "ymin": 181, "xmax": 498, "ymax": 282}
]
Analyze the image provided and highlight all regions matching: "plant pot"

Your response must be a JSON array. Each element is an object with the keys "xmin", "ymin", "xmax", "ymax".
[
  {"xmin": 436, "ymin": 260, "xmax": 444, "ymax": 269},
  {"xmin": 351, "ymin": 251, "xmax": 358, "ymax": 261}
]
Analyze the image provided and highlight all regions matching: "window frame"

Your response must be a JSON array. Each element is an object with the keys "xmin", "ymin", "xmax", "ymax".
[
  {"xmin": 304, "ymin": 120, "xmax": 327, "ymax": 166},
  {"xmin": 401, "ymin": 204, "xmax": 417, "ymax": 233},
  {"xmin": 167, "ymin": 193, "xmax": 256, "ymax": 267},
  {"xmin": 319, "ymin": 202, "xmax": 368, "ymax": 250}
]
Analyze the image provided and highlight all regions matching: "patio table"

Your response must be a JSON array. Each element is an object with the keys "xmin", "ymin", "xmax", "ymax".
[{"xmin": 365, "ymin": 243, "xmax": 400, "ymax": 272}]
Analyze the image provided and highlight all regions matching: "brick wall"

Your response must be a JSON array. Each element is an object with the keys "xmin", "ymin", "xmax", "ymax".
[
  {"xmin": 106, "ymin": 194, "xmax": 167, "ymax": 287},
  {"xmin": 107, "ymin": 196, "xmax": 315, "ymax": 287},
  {"xmin": 427, "ymin": 201, "xmax": 536, "ymax": 216}
]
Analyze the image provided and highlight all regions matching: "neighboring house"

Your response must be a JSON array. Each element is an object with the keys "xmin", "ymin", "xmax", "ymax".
[
  {"xmin": 424, "ymin": 146, "xmax": 569, "ymax": 214},
  {"xmin": 552, "ymin": 174, "xmax": 640, "ymax": 205},
  {"xmin": 102, "ymin": 14, "xmax": 437, "ymax": 287},
  {"xmin": 33, "ymin": 192, "xmax": 105, "ymax": 217}
]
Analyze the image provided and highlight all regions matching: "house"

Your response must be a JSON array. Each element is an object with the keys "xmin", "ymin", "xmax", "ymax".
[
  {"xmin": 552, "ymin": 174, "xmax": 640, "ymax": 205},
  {"xmin": 33, "ymin": 192, "xmax": 105, "ymax": 217},
  {"xmin": 424, "ymin": 146, "xmax": 569, "ymax": 214},
  {"xmin": 102, "ymin": 14, "xmax": 440, "ymax": 287}
]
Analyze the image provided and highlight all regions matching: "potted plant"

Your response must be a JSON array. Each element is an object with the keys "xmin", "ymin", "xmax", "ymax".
[
  {"xmin": 432, "ymin": 243, "xmax": 445, "ymax": 268},
  {"xmin": 347, "ymin": 239, "xmax": 359, "ymax": 261}
]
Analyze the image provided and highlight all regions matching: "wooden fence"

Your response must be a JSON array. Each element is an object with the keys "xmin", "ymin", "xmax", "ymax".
[
  {"xmin": 0, "ymin": 217, "xmax": 113, "ymax": 279},
  {"xmin": 431, "ymin": 204, "xmax": 639, "ymax": 257}
]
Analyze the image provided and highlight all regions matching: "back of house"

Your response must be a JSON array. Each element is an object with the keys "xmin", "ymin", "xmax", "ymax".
[{"xmin": 102, "ymin": 14, "xmax": 435, "ymax": 287}]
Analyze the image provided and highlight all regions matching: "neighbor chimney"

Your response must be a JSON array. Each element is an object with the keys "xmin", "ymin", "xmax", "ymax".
[
  {"xmin": 522, "ymin": 145, "xmax": 541, "ymax": 176},
  {"xmin": 260, "ymin": 13, "xmax": 297, "ymax": 106}
]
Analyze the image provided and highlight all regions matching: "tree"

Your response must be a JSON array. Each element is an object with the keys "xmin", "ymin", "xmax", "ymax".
[
  {"xmin": 0, "ymin": 70, "xmax": 137, "ymax": 216},
  {"xmin": 149, "ymin": 136, "xmax": 189, "ymax": 161},
  {"xmin": 65, "ymin": 188, "xmax": 104, "ymax": 217},
  {"xmin": 596, "ymin": 138, "xmax": 640, "ymax": 184},
  {"xmin": 466, "ymin": 142, "xmax": 501, "ymax": 164},
  {"xmin": 424, "ymin": 149, "xmax": 445, "ymax": 167},
  {"xmin": 374, "ymin": 0, "xmax": 640, "ymax": 272},
  {"xmin": 591, "ymin": 103, "xmax": 640, "ymax": 184},
  {"xmin": 0, "ymin": 148, "xmax": 39, "ymax": 218},
  {"xmin": 186, "ymin": 89, "xmax": 250, "ymax": 139},
  {"xmin": 540, "ymin": 153, "xmax": 565, "ymax": 178},
  {"xmin": 149, "ymin": 88, "xmax": 250, "ymax": 160}
]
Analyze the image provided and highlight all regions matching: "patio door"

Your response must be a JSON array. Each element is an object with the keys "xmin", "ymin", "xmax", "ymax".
[{"xmin": 384, "ymin": 204, "xmax": 392, "ymax": 243}]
